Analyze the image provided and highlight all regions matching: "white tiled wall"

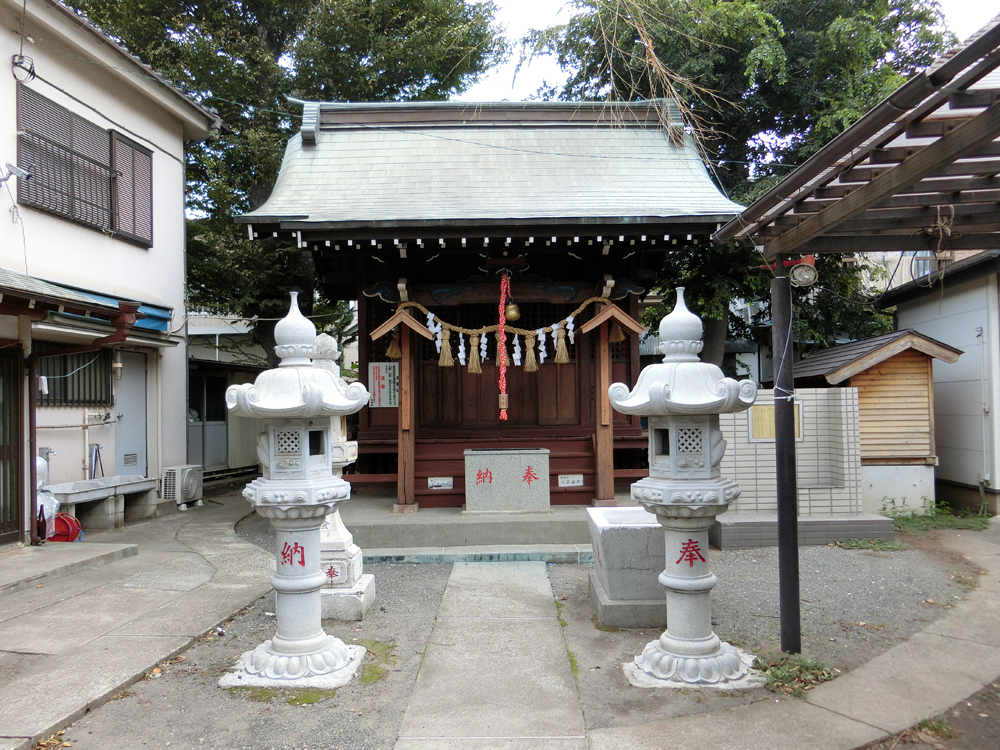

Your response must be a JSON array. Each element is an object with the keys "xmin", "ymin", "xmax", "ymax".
[{"xmin": 720, "ymin": 388, "xmax": 862, "ymax": 516}]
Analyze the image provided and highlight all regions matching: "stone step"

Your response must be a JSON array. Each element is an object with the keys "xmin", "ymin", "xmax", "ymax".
[{"xmin": 0, "ymin": 542, "xmax": 138, "ymax": 597}]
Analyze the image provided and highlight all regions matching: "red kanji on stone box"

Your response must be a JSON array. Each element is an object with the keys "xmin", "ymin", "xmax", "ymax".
[
  {"xmin": 522, "ymin": 466, "xmax": 539, "ymax": 484},
  {"xmin": 676, "ymin": 538, "xmax": 706, "ymax": 567},
  {"xmin": 281, "ymin": 541, "xmax": 306, "ymax": 567},
  {"xmin": 476, "ymin": 468, "xmax": 493, "ymax": 485}
]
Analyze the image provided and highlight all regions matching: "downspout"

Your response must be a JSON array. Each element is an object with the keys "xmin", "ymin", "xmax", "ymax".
[
  {"xmin": 28, "ymin": 357, "xmax": 40, "ymax": 545},
  {"xmin": 27, "ymin": 302, "xmax": 142, "ymax": 544}
]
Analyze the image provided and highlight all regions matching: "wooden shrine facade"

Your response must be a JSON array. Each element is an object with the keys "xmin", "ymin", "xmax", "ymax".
[{"xmin": 239, "ymin": 100, "xmax": 744, "ymax": 508}]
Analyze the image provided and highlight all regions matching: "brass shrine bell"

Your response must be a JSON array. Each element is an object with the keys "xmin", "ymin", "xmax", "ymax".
[{"xmin": 504, "ymin": 302, "xmax": 520, "ymax": 321}]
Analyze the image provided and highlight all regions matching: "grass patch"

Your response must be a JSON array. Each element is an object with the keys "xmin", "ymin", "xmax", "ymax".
[
  {"xmin": 228, "ymin": 686, "xmax": 336, "ymax": 705},
  {"xmin": 285, "ymin": 688, "xmax": 336, "ymax": 705},
  {"xmin": 753, "ymin": 654, "xmax": 838, "ymax": 697},
  {"xmin": 836, "ymin": 538, "xmax": 908, "ymax": 551},
  {"xmin": 591, "ymin": 614, "xmax": 622, "ymax": 633},
  {"xmin": 554, "ymin": 599, "xmax": 568, "ymax": 628},
  {"xmin": 950, "ymin": 572, "xmax": 980, "ymax": 590},
  {"xmin": 566, "ymin": 646, "xmax": 579, "ymax": 680},
  {"xmin": 358, "ymin": 638, "xmax": 397, "ymax": 686},
  {"xmin": 884, "ymin": 500, "xmax": 991, "ymax": 535},
  {"xmin": 917, "ymin": 717, "xmax": 955, "ymax": 739},
  {"xmin": 229, "ymin": 686, "xmax": 276, "ymax": 702}
]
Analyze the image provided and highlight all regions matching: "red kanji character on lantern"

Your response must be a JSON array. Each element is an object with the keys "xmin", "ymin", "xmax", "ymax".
[
  {"xmin": 676, "ymin": 538, "xmax": 706, "ymax": 567},
  {"xmin": 281, "ymin": 541, "xmax": 306, "ymax": 567},
  {"xmin": 325, "ymin": 566, "xmax": 340, "ymax": 582},
  {"xmin": 476, "ymin": 469, "xmax": 493, "ymax": 485},
  {"xmin": 522, "ymin": 466, "xmax": 539, "ymax": 484}
]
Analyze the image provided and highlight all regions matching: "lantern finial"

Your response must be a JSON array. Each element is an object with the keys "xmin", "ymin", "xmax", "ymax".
[{"xmin": 274, "ymin": 291, "xmax": 318, "ymax": 366}]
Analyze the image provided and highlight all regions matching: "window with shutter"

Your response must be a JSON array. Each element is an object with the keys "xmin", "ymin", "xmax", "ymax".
[
  {"xmin": 16, "ymin": 84, "xmax": 154, "ymax": 247},
  {"xmin": 112, "ymin": 132, "xmax": 153, "ymax": 245}
]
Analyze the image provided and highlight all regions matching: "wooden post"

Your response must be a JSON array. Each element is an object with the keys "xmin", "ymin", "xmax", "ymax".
[
  {"xmin": 594, "ymin": 320, "xmax": 615, "ymax": 505},
  {"xmin": 370, "ymin": 307, "xmax": 433, "ymax": 515},
  {"xmin": 394, "ymin": 324, "xmax": 418, "ymax": 513},
  {"xmin": 579, "ymin": 303, "xmax": 644, "ymax": 508}
]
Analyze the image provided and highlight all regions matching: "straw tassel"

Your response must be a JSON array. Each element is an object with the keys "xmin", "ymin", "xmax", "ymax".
[
  {"xmin": 385, "ymin": 327, "xmax": 401, "ymax": 359},
  {"xmin": 609, "ymin": 320, "xmax": 626, "ymax": 343},
  {"xmin": 438, "ymin": 327, "xmax": 454, "ymax": 367},
  {"xmin": 554, "ymin": 325, "xmax": 570, "ymax": 364},
  {"xmin": 468, "ymin": 334, "xmax": 482, "ymax": 374},
  {"xmin": 524, "ymin": 334, "xmax": 538, "ymax": 372}
]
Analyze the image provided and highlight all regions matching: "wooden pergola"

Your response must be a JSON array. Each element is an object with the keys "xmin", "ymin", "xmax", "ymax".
[{"xmin": 712, "ymin": 17, "xmax": 1000, "ymax": 652}]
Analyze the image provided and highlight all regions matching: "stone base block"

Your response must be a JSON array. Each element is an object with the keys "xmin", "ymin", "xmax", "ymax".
[
  {"xmin": 320, "ymin": 573, "xmax": 376, "ymax": 621},
  {"xmin": 220, "ymin": 644, "xmax": 366, "ymax": 689},
  {"xmin": 464, "ymin": 448, "xmax": 550, "ymax": 512},
  {"xmin": 589, "ymin": 572, "xmax": 666, "ymax": 629},
  {"xmin": 623, "ymin": 648, "xmax": 765, "ymax": 690},
  {"xmin": 710, "ymin": 512, "xmax": 895, "ymax": 550},
  {"xmin": 392, "ymin": 503, "xmax": 420, "ymax": 514},
  {"xmin": 75, "ymin": 494, "xmax": 125, "ymax": 530}
]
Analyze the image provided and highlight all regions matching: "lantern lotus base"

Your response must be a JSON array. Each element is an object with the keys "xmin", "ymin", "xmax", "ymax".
[
  {"xmin": 220, "ymin": 639, "xmax": 366, "ymax": 689},
  {"xmin": 625, "ymin": 642, "xmax": 764, "ymax": 690}
]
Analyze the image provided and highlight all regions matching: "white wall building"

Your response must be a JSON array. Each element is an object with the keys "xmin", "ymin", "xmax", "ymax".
[
  {"xmin": 881, "ymin": 250, "xmax": 1000, "ymax": 514},
  {"xmin": 0, "ymin": 0, "xmax": 218, "ymax": 543}
]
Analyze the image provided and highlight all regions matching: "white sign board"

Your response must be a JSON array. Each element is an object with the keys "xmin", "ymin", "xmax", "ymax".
[
  {"xmin": 558, "ymin": 474, "xmax": 584, "ymax": 488},
  {"xmin": 368, "ymin": 362, "xmax": 399, "ymax": 408},
  {"xmin": 428, "ymin": 476, "xmax": 453, "ymax": 490}
]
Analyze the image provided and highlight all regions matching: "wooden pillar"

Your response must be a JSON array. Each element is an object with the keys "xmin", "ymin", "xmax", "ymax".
[
  {"xmin": 394, "ymin": 326, "xmax": 418, "ymax": 513},
  {"xmin": 594, "ymin": 321, "xmax": 615, "ymax": 505}
]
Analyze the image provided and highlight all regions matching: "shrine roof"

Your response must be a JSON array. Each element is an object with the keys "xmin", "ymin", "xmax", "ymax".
[{"xmin": 238, "ymin": 100, "xmax": 742, "ymax": 231}]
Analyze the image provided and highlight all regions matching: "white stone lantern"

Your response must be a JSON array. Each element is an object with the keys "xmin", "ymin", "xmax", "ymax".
[
  {"xmin": 219, "ymin": 293, "xmax": 370, "ymax": 688},
  {"xmin": 609, "ymin": 287, "xmax": 761, "ymax": 688}
]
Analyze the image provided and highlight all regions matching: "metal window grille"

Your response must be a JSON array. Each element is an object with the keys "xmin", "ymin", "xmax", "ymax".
[
  {"xmin": 35, "ymin": 344, "xmax": 113, "ymax": 407},
  {"xmin": 16, "ymin": 85, "xmax": 153, "ymax": 247}
]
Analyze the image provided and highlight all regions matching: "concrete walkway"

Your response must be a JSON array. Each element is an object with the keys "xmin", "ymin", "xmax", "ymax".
[
  {"xmin": 0, "ymin": 494, "xmax": 998, "ymax": 750},
  {"xmin": 395, "ymin": 562, "xmax": 586, "ymax": 749},
  {"xmin": 0, "ymin": 496, "xmax": 272, "ymax": 750}
]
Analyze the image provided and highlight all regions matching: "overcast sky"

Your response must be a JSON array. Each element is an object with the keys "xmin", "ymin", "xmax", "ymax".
[{"xmin": 458, "ymin": 1, "xmax": 1000, "ymax": 102}]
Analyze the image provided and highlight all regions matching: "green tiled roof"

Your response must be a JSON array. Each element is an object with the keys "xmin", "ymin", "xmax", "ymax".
[{"xmin": 242, "ymin": 100, "xmax": 743, "ymax": 227}]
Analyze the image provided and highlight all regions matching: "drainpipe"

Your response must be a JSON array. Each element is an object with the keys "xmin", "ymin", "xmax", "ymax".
[
  {"xmin": 28, "ymin": 357, "xmax": 40, "ymax": 545},
  {"xmin": 27, "ymin": 302, "xmax": 142, "ymax": 545}
]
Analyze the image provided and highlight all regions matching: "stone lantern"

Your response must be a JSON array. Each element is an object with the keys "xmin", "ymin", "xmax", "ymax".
[
  {"xmin": 609, "ymin": 288, "xmax": 761, "ymax": 688},
  {"xmin": 219, "ymin": 293, "xmax": 370, "ymax": 688}
]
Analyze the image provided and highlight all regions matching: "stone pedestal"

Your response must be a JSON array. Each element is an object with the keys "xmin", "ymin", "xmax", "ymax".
[
  {"xmin": 624, "ymin": 508, "xmax": 761, "ymax": 689},
  {"xmin": 320, "ymin": 508, "xmax": 376, "ymax": 620},
  {"xmin": 220, "ymin": 486, "xmax": 366, "ymax": 688}
]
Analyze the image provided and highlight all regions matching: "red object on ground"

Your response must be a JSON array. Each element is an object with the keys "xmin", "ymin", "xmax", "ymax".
[{"xmin": 49, "ymin": 513, "xmax": 83, "ymax": 542}]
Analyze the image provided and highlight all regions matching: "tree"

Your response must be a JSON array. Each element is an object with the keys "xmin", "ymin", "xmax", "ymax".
[
  {"xmin": 531, "ymin": 0, "xmax": 952, "ymax": 365},
  {"xmin": 69, "ymin": 0, "xmax": 505, "ymax": 362}
]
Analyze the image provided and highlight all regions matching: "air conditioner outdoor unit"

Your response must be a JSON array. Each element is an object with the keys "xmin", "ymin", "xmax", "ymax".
[{"xmin": 162, "ymin": 465, "xmax": 204, "ymax": 508}]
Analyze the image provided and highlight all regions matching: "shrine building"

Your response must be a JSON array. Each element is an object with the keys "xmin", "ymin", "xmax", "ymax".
[{"xmin": 238, "ymin": 100, "xmax": 742, "ymax": 509}]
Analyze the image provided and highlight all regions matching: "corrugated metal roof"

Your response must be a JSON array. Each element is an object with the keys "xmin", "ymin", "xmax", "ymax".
[
  {"xmin": 242, "ymin": 100, "xmax": 743, "ymax": 226},
  {"xmin": 0, "ymin": 267, "xmax": 117, "ymax": 311}
]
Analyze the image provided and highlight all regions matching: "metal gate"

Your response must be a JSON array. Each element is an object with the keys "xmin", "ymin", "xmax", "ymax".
[{"xmin": 0, "ymin": 350, "xmax": 23, "ymax": 544}]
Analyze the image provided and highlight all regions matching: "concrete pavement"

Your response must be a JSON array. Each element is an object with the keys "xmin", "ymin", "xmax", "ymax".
[
  {"xmin": 0, "ymin": 492, "xmax": 998, "ymax": 750},
  {"xmin": 0, "ymin": 495, "xmax": 273, "ymax": 750}
]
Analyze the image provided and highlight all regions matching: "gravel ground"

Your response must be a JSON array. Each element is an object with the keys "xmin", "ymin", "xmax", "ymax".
[{"xmin": 53, "ymin": 513, "xmax": 982, "ymax": 750}]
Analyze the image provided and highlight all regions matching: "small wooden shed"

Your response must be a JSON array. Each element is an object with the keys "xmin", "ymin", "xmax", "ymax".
[{"xmin": 794, "ymin": 330, "xmax": 962, "ymax": 511}]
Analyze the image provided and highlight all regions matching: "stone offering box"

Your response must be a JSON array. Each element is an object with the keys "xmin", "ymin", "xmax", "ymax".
[
  {"xmin": 463, "ymin": 449, "xmax": 550, "ymax": 513},
  {"xmin": 588, "ymin": 506, "xmax": 666, "ymax": 628}
]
